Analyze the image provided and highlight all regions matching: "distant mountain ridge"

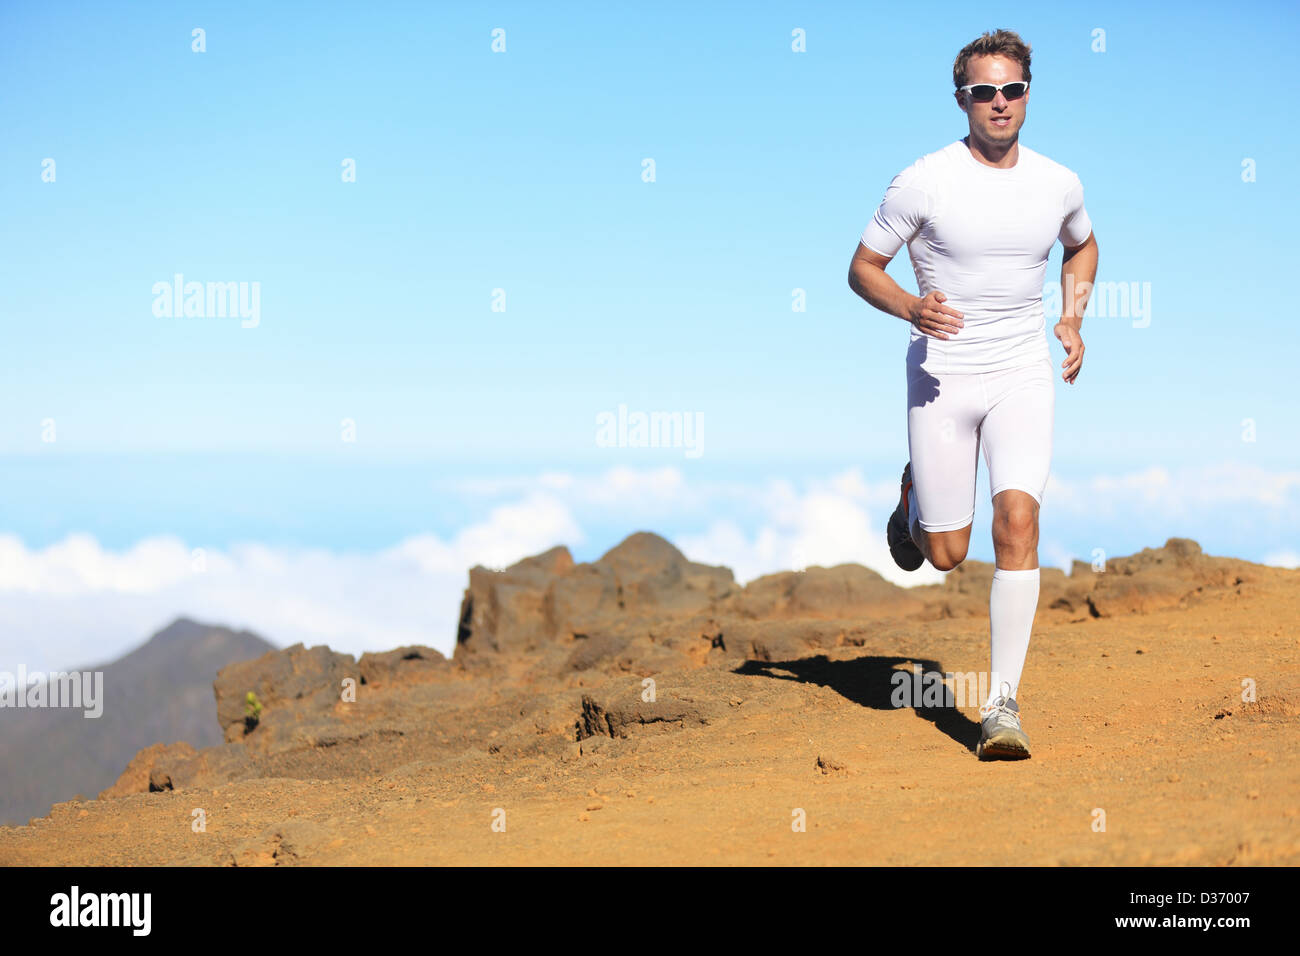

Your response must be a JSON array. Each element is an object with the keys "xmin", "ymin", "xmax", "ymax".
[{"xmin": 0, "ymin": 617, "xmax": 275, "ymax": 825}]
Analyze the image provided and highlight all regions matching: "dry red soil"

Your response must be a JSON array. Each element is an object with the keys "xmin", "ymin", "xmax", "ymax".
[{"xmin": 2, "ymin": 534, "xmax": 1296, "ymax": 866}]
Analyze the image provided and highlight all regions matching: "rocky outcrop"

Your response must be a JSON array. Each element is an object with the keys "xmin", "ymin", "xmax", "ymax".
[
  {"xmin": 1081, "ymin": 538, "xmax": 1250, "ymax": 617},
  {"xmin": 575, "ymin": 690, "xmax": 718, "ymax": 741},
  {"xmin": 213, "ymin": 643, "xmax": 358, "ymax": 743},
  {"xmin": 457, "ymin": 545, "xmax": 575, "ymax": 652},
  {"xmin": 593, "ymin": 532, "xmax": 735, "ymax": 617},
  {"xmin": 730, "ymin": 563, "xmax": 921, "ymax": 619},
  {"xmin": 358, "ymin": 646, "xmax": 448, "ymax": 686},
  {"xmin": 98, "ymin": 742, "xmax": 198, "ymax": 799},
  {"xmin": 457, "ymin": 532, "xmax": 734, "ymax": 653}
]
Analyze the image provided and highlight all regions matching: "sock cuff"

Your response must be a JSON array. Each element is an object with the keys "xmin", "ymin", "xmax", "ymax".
[{"xmin": 992, "ymin": 567, "xmax": 1040, "ymax": 581}]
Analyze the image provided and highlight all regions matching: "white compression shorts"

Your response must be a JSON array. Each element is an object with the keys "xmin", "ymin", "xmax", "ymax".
[{"xmin": 906, "ymin": 356, "xmax": 1054, "ymax": 532}]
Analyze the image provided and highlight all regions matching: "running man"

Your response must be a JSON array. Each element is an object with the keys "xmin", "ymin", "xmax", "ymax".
[{"xmin": 847, "ymin": 29, "xmax": 1099, "ymax": 760}]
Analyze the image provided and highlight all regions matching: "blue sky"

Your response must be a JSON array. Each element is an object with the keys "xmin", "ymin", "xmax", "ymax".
[{"xmin": 1, "ymin": 1, "xmax": 1297, "ymax": 671}]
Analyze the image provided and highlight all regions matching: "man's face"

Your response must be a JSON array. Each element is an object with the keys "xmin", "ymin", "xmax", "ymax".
[{"xmin": 956, "ymin": 54, "xmax": 1028, "ymax": 146}]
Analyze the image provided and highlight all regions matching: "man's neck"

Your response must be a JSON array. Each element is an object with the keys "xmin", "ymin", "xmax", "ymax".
[{"xmin": 963, "ymin": 133, "xmax": 1019, "ymax": 169}]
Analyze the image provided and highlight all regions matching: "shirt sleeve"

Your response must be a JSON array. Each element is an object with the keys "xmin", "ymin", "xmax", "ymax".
[
  {"xmin": 860, "ymin": 167, "xmax": 931, "ymax": 258},
  {"xmin": 1060, "ymin": 174, "xmax": 1093, "ymax": 248}
]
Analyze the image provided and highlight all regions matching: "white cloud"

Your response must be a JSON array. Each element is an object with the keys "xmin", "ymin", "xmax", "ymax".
[
  {"xmin": 677, "ymin": 469, "xmax": 945, "ymax": 588},
  {"xmin": 0, "ymin": 533, "xmax": 194, "ymax": 594},
  {"xmin": 1047, "ymin": 462, "xmax": 1300, "ymax": 515},
  {"xmin": 1263, "ymin": 550, "xmax": 1299, "ymax": 569},
  {"xmin": 393, "ymin": 492, "xmax": 583, "ymax": 572},
  {"xmin": 0, "ymin": 493, "xmax": 582, "ymax": 673}
]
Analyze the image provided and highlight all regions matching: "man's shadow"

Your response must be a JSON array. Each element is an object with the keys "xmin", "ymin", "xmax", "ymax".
[{"xmin": 734, "ymin": 655, "xmax": 981, "ymax": 752}]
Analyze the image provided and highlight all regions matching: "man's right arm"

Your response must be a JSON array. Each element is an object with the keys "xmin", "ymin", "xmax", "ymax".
[
  {"xmin": 848, "ymin": 242, "xmax": 917, "ymax": 321},
  {"xmin": 848, "ymin": 242, "xmax": 965, "ymax": 340}
]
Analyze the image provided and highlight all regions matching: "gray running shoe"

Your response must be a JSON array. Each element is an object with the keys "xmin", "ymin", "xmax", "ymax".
[
  {"xmin": 977, "ymin": 682, "xmax": 1031, "ymax": 760},
  {"xmin": 887, "ymin": 463, "xmax": 924, "ymax": 572}
]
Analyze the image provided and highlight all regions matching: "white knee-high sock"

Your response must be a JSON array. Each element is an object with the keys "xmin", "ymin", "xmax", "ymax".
[{"xmin": 984, "ymin": 567, "xmax": 1040, "ymax": 709}]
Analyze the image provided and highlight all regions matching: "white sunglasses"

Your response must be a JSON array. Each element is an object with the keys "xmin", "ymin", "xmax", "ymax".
[{"xmin": 958, "ymin": 81, "xmax": 1029, "ymax": 102}]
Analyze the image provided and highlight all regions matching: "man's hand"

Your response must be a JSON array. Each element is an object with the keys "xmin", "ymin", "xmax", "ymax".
[
  {"xmin": 907, "ymin": 291, "xmax": 964, "ymax": 340},
  {"xmin": 1054, "ymin": 321, "xmax": 1085, "ymax": 384}
]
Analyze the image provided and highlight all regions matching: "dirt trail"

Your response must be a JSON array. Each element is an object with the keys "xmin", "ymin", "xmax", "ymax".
[{"xmin": 2, "ymin": 535, "xmax": 1296, "ymax": 865}]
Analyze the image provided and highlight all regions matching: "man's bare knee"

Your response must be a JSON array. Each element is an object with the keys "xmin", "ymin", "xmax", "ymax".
[
  {"xmin": 992, "ymin": 494, "xmax": 1039, "ymax": 566},
  {"xmin": 994, "ymin": 508, "xmax": 1036, "ymax": 538},
  {"xmin": 926, "ymin": 528, "xmax": 970, "ymax": 571},
  {"xmin": 993, "ymin": 496, "xmax": 1038, "ymax": 546},
  {"xmin": 930, "ymin": 551, "xmax": 962, "ymax": 572}
]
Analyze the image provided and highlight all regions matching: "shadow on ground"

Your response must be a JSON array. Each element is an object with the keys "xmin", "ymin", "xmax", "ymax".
[{"xmin": 735, "ymin": 655, "xmax": 981, "ymax": 752}]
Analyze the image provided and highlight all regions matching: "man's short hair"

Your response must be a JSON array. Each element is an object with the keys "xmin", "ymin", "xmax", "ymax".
[{"xmin": 953, "ymin": 29, "xmax": 1032, "ymax": 89}]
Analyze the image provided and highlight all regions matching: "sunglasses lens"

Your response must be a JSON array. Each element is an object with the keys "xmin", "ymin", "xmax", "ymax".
[{"xmin": 967, "ymin": 82, "xmax": 1027, "ymax": 102}]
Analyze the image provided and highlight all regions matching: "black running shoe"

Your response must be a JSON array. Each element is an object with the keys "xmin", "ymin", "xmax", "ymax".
[{"xmin": 887, "ymin": 463, "xmax": 925, "ymax": 572}]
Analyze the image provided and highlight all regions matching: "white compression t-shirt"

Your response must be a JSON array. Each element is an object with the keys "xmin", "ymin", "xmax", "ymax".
[{"xmin": 860, "ymin": 139, "xmax": 1093, "ymax": 373}]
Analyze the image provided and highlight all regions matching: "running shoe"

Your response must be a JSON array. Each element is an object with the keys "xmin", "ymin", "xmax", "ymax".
[
  {"xmin": 977, "ymin": 682, "xmax": 1031, "ymax": 760},
  {"xmin": 887, "ymin": 462, "xmax": 924, "ymax": 572}
]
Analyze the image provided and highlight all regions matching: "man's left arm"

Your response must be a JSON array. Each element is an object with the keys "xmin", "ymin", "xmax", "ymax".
[{"xmin": 1056, "ymin": 231, "xmax": 1098, "ymax": 385}]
